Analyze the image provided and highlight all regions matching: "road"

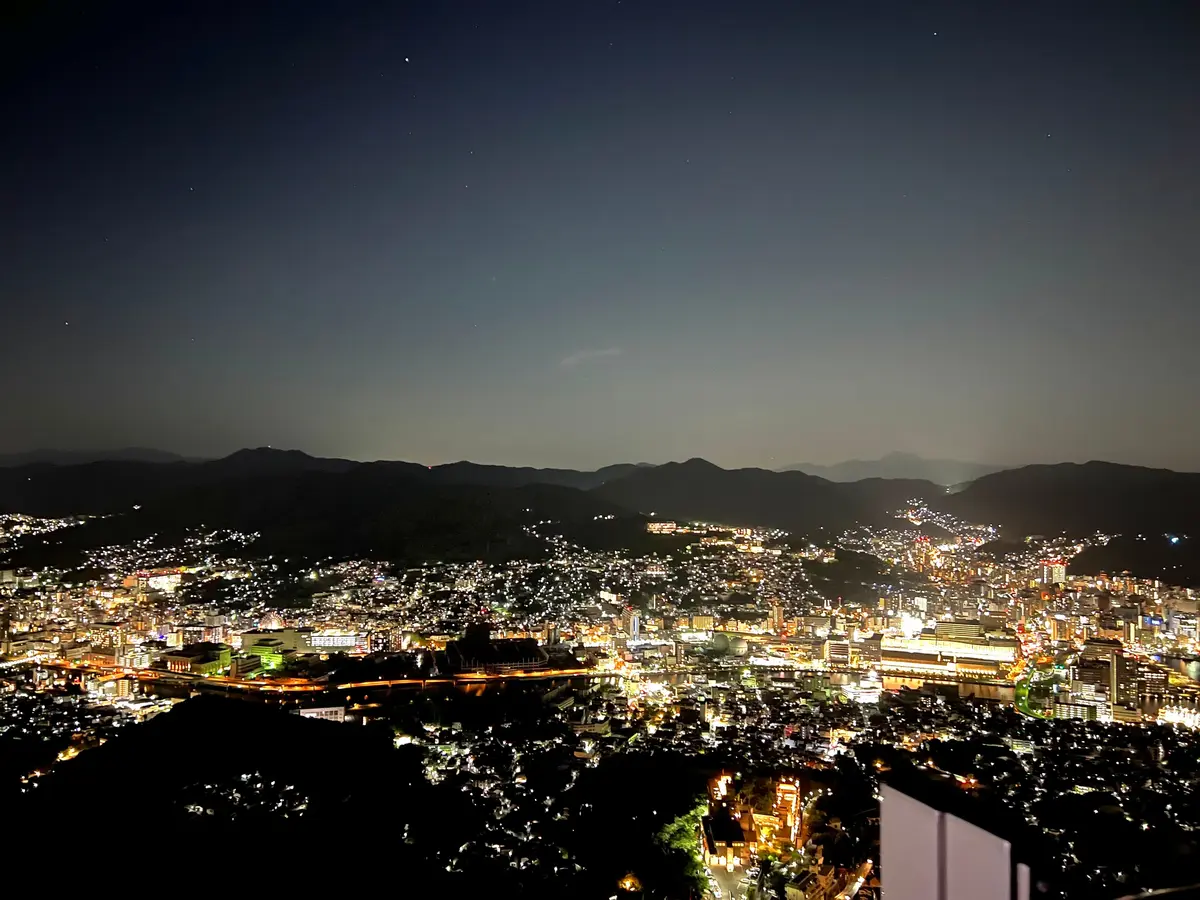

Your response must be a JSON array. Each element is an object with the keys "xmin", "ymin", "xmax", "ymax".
[
  {"xmin": 835, "ymin": 859, "xmax": 874, "ymax": 899},
  {"xmin": 18, "ymin": 657, "xmax": 618, "ymax": 697},
  {"xmin": 1013, "ymin": 667, "xmax": 1053, "ymax": 719},
  {"xmin": 709, "ymin": 863, "xmax": 751, "ymax": 900},
  {"xmin": 0, "ymin": 652, "xmax": 49, "ymax": 669}
]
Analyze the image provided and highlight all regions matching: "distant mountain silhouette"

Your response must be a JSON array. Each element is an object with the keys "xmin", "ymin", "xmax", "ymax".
[
  {"xmin": 209, "ymin": 446, "xmax": 358, "ymax": 476},
  {"xmin": 782, "ymin": 452, "xmax": 1008, "ymax": 485},
  {"xmin": 0, "ymin": 447, "xmax": 192, "ymax": 467},
  {"xmin": 5, "ymin": 449, "xmax": 1200, "ymax": 584},
  {"xmin": 0, "ymin": 449, "xmax": 654, "ymax": 518},
  {"xmin": 428, "ymin": 460, "xmax": 649, "ymax": 490},
  {"xmin": 591, "ymin": 457, "xmax": 937, "ymax": 534}
]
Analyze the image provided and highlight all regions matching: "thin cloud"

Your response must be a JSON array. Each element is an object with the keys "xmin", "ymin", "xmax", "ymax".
[{"xmin": 560, "ymin": 347, "xmax": 622, "ymax": 368}]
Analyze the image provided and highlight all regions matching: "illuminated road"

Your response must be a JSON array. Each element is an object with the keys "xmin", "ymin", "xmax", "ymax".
[
  {"xmin": 334, "ymin": 668, "xmax": 618, "ymax": 691},
  {"xmin": 0, "ymin": 653, "xmax": 49, "ymax": 669},
  {"xmin": 14, "ymin": 657, "xmax": 616, "ymax": 696},
  {"xmin": 835, "ymin": 859, "xmax": 873, "ymax": 899},
  {"xmin": 1013, "ymin": 667, "xmax": 1053, "ymax": 719}
]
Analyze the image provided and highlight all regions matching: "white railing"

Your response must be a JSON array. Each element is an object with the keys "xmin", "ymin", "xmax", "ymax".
[
  {"xmin": 880, "ymin": 781, "xmax": 1031, "ymax": 900},
  {"xmin": 882, "ymin": 779, "xmax": 1200, "ymax": 900}
]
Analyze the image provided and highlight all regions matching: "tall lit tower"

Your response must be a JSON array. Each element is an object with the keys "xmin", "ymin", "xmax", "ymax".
[
  {"xmin": 1040, "ymin": 560, "xmax": 1067, "ymax": 586},
  {"xmin": 913, "ymin": 536, "xmax": 932, "ymax": 572},
  {"xmin": 623, "ymin": 606, "xmax": 640, "ymax": 640},
  {"xmin": 770, "ymin": 600, "xmax": 785, "ymax": 634}
]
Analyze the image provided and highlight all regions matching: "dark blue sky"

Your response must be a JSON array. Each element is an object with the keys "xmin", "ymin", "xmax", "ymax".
[{"xmin": 4, "ymin": 1, "xmax": 1197, "ymax": 469}]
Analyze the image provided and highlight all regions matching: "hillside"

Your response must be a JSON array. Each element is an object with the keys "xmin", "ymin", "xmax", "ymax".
[
  {"xmin": 0, "ymin": 450, "xmax": 363, "ymax": 518},
  {"xmin": 937, "ymin": 462, "xmax": 1200, "ymax": 583},
  {"xmin": 1069, "ymin": 534, "xmax": 1200, "ymax": 585},
  {"xmin": 590, "ymin": 458, "xmax": 936, "ymax": 534},
  {"xmin": 7, "ymin": 451, "xmax": 1200, "ymax": 580},
  {"xmin": 0, "ymin": 459, "xmax": 655, "ymax": 570},
  {"xmin": 17, "ymin": 697, "xmax": 710, "ymax": 894},
  {"xmin": 941, "ymin": 462, "xmax": 1200, "ymax": 536},
  {"xmin": 0, "ymin": 449, "xmax": 646, "ymax": 518}
]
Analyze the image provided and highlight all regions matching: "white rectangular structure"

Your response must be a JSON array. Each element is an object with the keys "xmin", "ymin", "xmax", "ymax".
[
  {"xmin": 880, "ymin": 783, "xmax": 942, "ymax": 900},
  {"xmin": 944, "ymin": 812, "xmax": 1012, "ymax": 900},
  {"xmin": 295, "ymin": 706, "xmax": 346, "ymax": 723},
  {"xmin": 881, "ymin": 781, "xmax": 1031, "ymax": 900}
]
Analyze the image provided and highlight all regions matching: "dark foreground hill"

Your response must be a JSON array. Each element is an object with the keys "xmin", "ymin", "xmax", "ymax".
[
  {"xmin": 22, "ymin": 696, "xmax": 411, "ymax": 824},
  {"xmin": 17, "ymin": 697, "xmax": 710, "ymax": 897},
  {"xmin": 16, "ymin": 697, "xmax": 470, "ymax": 880}
]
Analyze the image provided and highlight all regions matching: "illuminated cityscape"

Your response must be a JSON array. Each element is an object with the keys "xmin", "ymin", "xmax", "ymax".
[
  {"xmin": 4, "ymin": 489, "xmax": 1200, "ymax": 897},
  {"xmin": 5, "ymin": 0, "xmax": 1199, "ymax": 896}
]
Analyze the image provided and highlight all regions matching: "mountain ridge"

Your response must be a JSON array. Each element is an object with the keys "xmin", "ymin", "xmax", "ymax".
[
  {"xmin": 591, "ymin": 458, "xmax": 937, "ymax": 534},
  {"xmin": 942, "ymin": 461, "xmax": 1200, "ymax": 535},
  {"xmin": 0, "ymin": 463, "xmax": 659, "ymax": 571},
  {"xmin": 0, "ymin": 447, "xmax": 195, "ymax": 467},
  {"xmin": 0, "ymin": 449, "xmax": 660, "ymax": 517},
  {"xmin": 782, "ymin": 451, "xmax": 1010, "ymax": 485},
  {"xmin": 2, "ymin": 449, "xmax": 1200, "ymax": 583}
]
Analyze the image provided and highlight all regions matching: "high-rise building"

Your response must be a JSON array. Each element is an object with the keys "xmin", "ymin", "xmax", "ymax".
[
  {"xmin": 823, "ymin": 635, "xmax": 851, "ymax": 665},
  {"xmin": 1072, "ymin": 638, "xmax": 1138, "ymax": 720},
  {"xmin": 623, "ymin": 607, "xmax": 640, "ymax": 640},
  {"xmin": 913, "ymin": 536, "xmax": 932, "ymax": 572},
  {"xmin": 1139, "ymin": 663, "xmax": 1168, "ymax": 698},
  {"xmin": 1040, "ymin": 560, "xmax": 1067, "ymax": 586},
  {"xmin": 1069, "ymin": 657, "xmax": 1112, "ymax": 717},
  {"xmin": 369, "ymin": 629, "xmax": 399, "ymax": 653},
  {"xmin": 1053, "ymin": 700, "xmax": 1098, "ymax": 721},
  {"xmin": 859, "ymin": 632, "xmax": 884, "ymax": 663},
  {"xmin": 770, "ymin": 600, "xmax": 785, "ymax": 634}
]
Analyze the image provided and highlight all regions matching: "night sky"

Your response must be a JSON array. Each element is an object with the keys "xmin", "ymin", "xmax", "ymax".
[{"xmin": 4, "ymin": 1, "xmax": 1197, "ymax": 470}]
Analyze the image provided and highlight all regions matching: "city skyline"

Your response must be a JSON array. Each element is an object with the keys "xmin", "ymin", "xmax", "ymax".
[
  {"xmin": 5, "ymin": 1, "xmax": 1198, "ymax": 471},
  {"xmin": 5, "ymin": 4, "xmax": 1200, "ymax": 888}
]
